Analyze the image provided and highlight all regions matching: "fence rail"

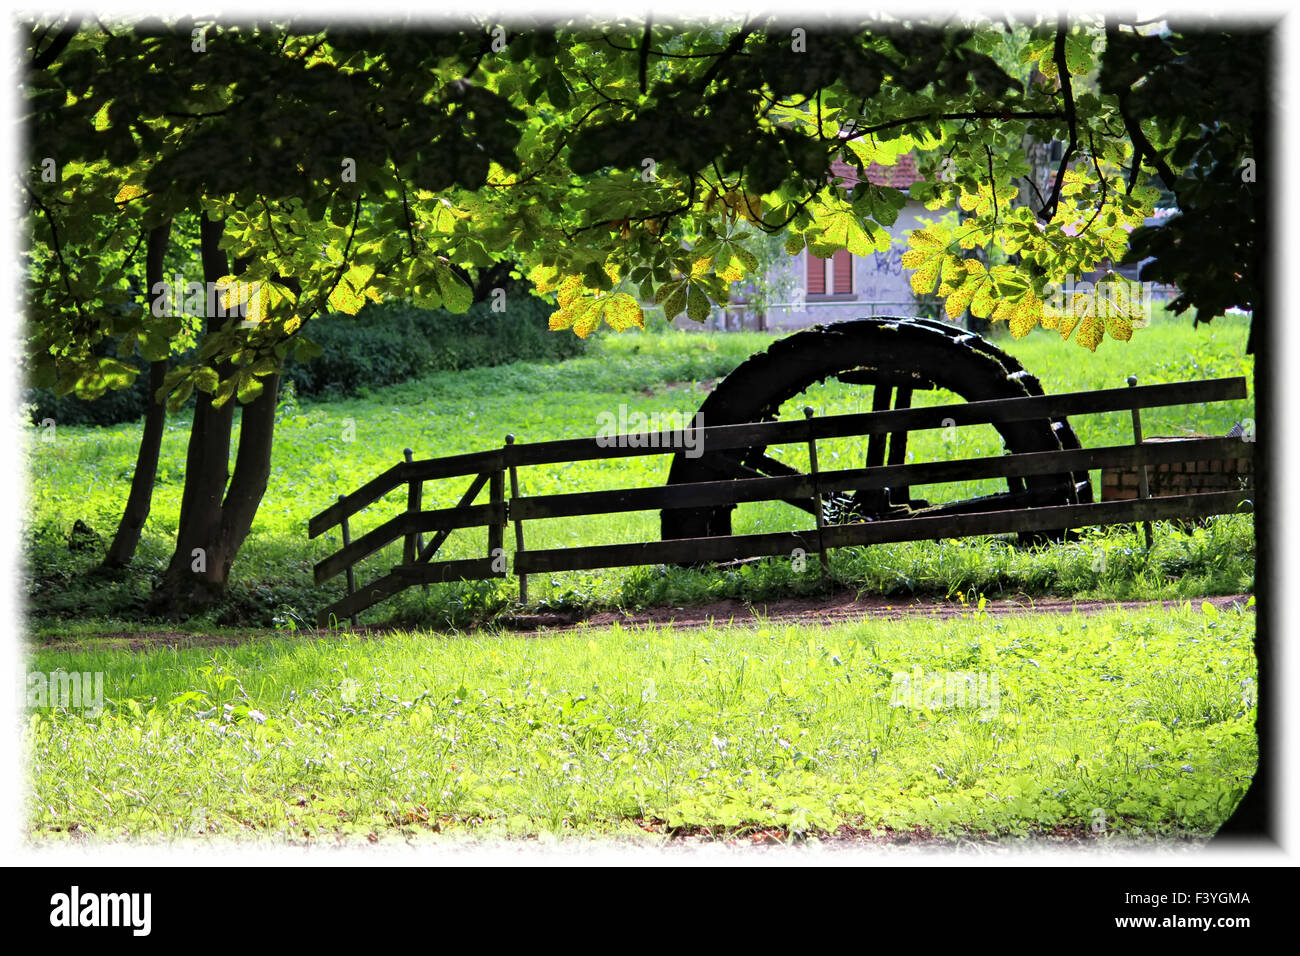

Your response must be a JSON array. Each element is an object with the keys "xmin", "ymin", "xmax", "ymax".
[{"xmin": 308, "ymin": 376, "xmax": 1253, "ymax": 627}]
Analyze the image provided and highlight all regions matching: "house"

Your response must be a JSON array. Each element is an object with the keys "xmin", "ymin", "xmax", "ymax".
[
  {"xmin": 672, "ymin": 152, "xmax": 1181, "ymax": 332},
  {"xmin": 680, "ymin": 153, "xmax": 933, "ymax": 331}
]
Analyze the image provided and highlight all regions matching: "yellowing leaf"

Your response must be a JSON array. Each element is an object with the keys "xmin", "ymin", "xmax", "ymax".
[
  {"xmin": 715, "ymin": 255, "xmax": 744, "ymax": 283},
  {"xmin": 530, "ymin": 263, "xmax": 561, "ymax": 295},
  {"xmin": 822, "ymin": 210, "xmax": 883, "ymax": 256},
  {"xmin": 908, "ymin": 228, "xmax": 944, "ymax": 250},
  {"xmin": 601, "ymin": 293, "xmax": 644, "ymax": 332},
  {"xmin": 327, "ymin": 278, "xmax": 365, "ymax": 315},
  {"xmin": 1075, "ymin": 312, "xmax": 1105, "ymax": 351},
  {"xmin": 900, "ymin": 249, "xmax": 929, "ymax": 270},
  {"xmin": 944, "ymin": 281, "xmax": 976, "ymax": 320},
  {"xmin": 571, "ymin": 298, "xmax": 603, "ymax": 338},
  {"xmin": 722, "ymin": 189, "xmax": 764, "ymax": 224},
  {"xmin": 1008, "ymin": 295, "xmax": 1041, "ymax": 338},
  {"xmin": 555, "ymin": 274, "xmax": 583, "ymax": 309},
  {"xmin": 970, "ymin": 281, "xmax": 995, "ymax": 319},
  {"xmin": 910, "ymin": 259, "xmax": 941, "ymax": 295}
]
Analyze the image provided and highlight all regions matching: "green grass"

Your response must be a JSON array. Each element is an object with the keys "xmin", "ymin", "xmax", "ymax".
[
  {"xmin": 24, "ymin": 601, "xmax": 1257, "ymax": 843},
  {"xmin": 23, "ymin": 309, "xmax": 1254, "ymax": 630}
]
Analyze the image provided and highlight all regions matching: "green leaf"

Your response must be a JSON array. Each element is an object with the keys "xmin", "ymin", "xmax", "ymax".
[
  {"xmin": 293, "ymin": 337, "xmax": 323, "ymax": 362},
  {"xmin": 686, "ymin": 283, "xmax": 710, "ymax": 323},
  {"xmin": 211, "ymin": 376, "xmax": 238, "ymax": 409},
  {"xmin": 433, "ymin": 261, "xmax": 473, "ymax": 313},
  {"xmin": 165, "ymin": 378, "xmax": 194, "ymax": 413},
  {"xmin": 661, "ymin": 283, "xmax": 687, "ymax": 320},
  {"xmin": 547, "ymin": 71, "xmax": 571, "ymax": 110},
  {"xmin": 193, "ymin": 367, "xmax": 220, "ymax": 393},
  {"xmin": 236, "ymin": 372, "xmax": 264, "ymax": 404}
]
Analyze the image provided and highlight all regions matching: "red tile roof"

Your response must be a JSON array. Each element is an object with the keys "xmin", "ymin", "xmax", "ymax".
[{"xmin": 831, "ymin": 152, "xmax": 924, "ymax": 190}]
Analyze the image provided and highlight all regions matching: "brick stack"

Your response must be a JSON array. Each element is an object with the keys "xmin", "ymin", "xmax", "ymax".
[{"xmin": 1100, "ymin": 435, "xmax": 1254, "ymax": 502}]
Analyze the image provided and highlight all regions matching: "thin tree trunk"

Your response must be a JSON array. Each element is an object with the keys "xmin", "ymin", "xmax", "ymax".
[
  {"xmin": 151, "ymin": 213, "xmax": 237, "ymax": 610},
  {"xmin": 102, "ymin": 220, "xmax": 172, "ymax": 569},
  {"xmin": 150, "ymin": 214, "xmax": 286, "ymax": 612},
  {"xmin": 217, "ymin": 372, "xmax": 282, "ymax": 573}
]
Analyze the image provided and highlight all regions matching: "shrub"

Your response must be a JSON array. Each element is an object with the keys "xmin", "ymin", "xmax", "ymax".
[
  {"xmin": 22, "ymin": 346, "xmax": 197, "ymax": 428},
  {"xmin": 21, "ymin": 280, "xmax": 583, "ymax": 421},
  {"xmin": 286, "ymin": 280, "xmax": 584, "ymax": 398}
]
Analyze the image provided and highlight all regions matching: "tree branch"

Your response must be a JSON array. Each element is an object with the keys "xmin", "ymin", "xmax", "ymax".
[
  {"xmin": 601, "ymin": 33, "xmax": 747, "ymax": 61},
  {"xmin": 638, "ymin": 17, "xmax": 652, "ymax": 95},
  {"xmin": 30, "ymin": 18, "xmax": 80, "ymax": 71},
  {"xmin": 840, "ymin": 109, "xmax": 1062, "ymax": 143},
  {"xmin": 694, "ymin": 24, "xmax": 752, "ymax": 91},
  {"xmin": 25, "ymin": 184, "xmax": 87, "ymax": 320},
  {"xmin": 1104, "ymin": 17, "xmax": 1180, "ymax": 200},
  {"xmin": 985, "ymin": 144, "xmax": 999, "ymax": 239},
  {"xmin": 1039, "ymin": 16, "xmax": 1079, "ymax": 223},
  {"xmin": 1079, "ymin": 131, "xmax": 1109, "ymax": 235}
]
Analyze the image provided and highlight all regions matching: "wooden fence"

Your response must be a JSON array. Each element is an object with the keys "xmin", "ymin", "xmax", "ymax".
[{"xmin": 308, "ymin": 376, "xmax": 1254, "ymax": 626}]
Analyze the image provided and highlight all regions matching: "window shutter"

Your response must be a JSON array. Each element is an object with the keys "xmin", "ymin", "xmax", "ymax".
[
  {"xmin": 832, "ymin": 249, "xmax": 853, "ymax": 294},
  {"xmin": 806, "ymin": 250, "xmax": 825, "ymax": 295}
]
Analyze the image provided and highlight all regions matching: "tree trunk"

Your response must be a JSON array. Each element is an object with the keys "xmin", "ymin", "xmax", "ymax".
[
  {"xmin": 1213, "ymin": 93, "xmax": 1270, "ymax": 840},
  {"xmin": 151, "ymin": 377, "xmax": 281, "ymax": 610},
  {"xmin": 149, "ymin": 214, "xmax": 285, "ymax": 613},
  {"xmin": 102, "ymin": 220, "xmax": 172, "ymax": 569},
  {"xmin": 219, "ymin": 371, "xmax": 281, "ymax": 566},
  {"xmin": 150, "ymin": 213, "xmax": 238, "ymax": 611}
]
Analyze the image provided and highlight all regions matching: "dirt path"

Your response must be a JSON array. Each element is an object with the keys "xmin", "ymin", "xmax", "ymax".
[
  {"xmin": 505, "ymin": 591, "xmax": 1254, "ymax": 635},
  {"xmin": 35, "ymin": 592, "xmax": 1253, "ymax": 652}
]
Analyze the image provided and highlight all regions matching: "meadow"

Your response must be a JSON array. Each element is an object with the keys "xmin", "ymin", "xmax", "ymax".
[
  {"xmin": 23, "ymin": 308, "xmax": 1254, "ymax": 632},
  {"xmin": 25, "ymin": 601, "xmax": 1256, "ymax": 843},
  {"xmin": 22, "ymin": 310, "xmax": 1258, "ymax": 844}
]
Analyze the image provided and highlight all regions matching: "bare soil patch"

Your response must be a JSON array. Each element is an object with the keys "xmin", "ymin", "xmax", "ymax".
[{"xmin": 33, "ymin": 592, "xmax": 1253, "ymax": 653}]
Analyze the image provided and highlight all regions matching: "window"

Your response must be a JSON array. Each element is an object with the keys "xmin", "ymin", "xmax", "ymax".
[
  {"xmin": 806, "ymin": 249, "xmax": 854, "ymax": 297},
  {"xmin": 832, "ymin": 249, "xmax": 853, "ymax": 294}
]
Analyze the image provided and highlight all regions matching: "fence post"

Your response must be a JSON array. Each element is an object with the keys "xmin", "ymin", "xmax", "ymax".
[
  {"xmin": 489, "ymin": 458, "xmax": 505, "ymax": 578},
  {"xmin": 403, "ymin": 448, "xmax": 423, "ymax": 565},
  {"xmin": 804, "ymin": 406, "xmax": 830, "ymax": 582},
  {"xmin": 337, "ymin": 494, "xmax": 358, "ymax": 628},
  {"xmin": 1127, "ymin": 375, "xmax": 1155, "ymax": 550},
  {"xmin": 505, "ymin": 434, "xmax": 528, "ymax": 604}
]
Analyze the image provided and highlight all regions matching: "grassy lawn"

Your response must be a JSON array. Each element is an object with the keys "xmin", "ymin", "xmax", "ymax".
[
  {"xmin": 24, "ymin": 601, "xmax": 1256, "ymax": 844},
  {"xmin": 23, "ymin": 308, "xmax": 1254, "ymax": 631},
  {"xmin": 21, "ymin": 311, "xmax": 1258, "ymax": 846}
]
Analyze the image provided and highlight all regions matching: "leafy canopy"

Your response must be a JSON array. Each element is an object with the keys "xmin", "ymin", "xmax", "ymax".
[{"xmin": 21, "ymin": 14, "xmax": 1262, "ymax": 409}]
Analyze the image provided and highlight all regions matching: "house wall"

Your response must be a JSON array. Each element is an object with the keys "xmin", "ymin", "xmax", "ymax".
[{"xmin": 670, "ymin": 199, "xmax": 933, "ymax": 332}]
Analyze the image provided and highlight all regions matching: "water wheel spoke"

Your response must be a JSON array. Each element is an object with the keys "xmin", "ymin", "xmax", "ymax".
[
  {"xmin": 886, "ymin": 386, "xmax": 913, "ymax": 505},
  {"xmin": 903, "ymin": 482, "xmax": 1080, "ymax": 520},
  {"xmin": 694, "ymin": 453, "xmax": 821, "ymax": 517}
]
